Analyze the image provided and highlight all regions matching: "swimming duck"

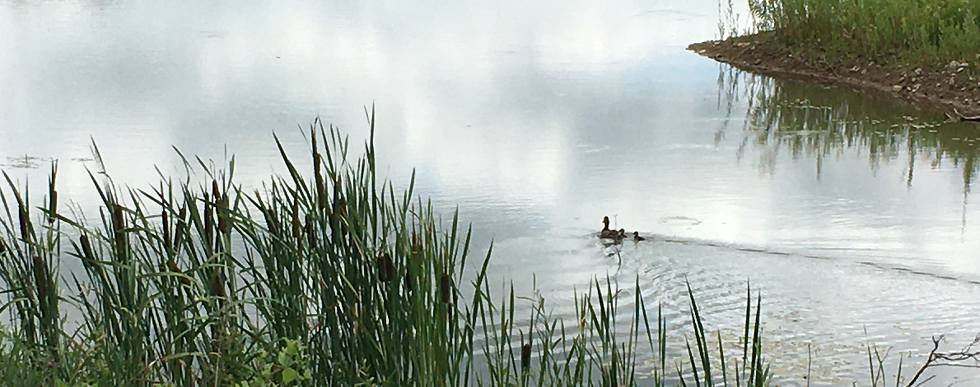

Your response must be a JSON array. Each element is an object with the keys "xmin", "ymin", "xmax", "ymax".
[
  {"xmin": 600, "ymin": 216, "xmax": 619, "ymax": 239},
  {"xmin": 632, "ymin": 231, "xmax": 645, "ymax": 242}
]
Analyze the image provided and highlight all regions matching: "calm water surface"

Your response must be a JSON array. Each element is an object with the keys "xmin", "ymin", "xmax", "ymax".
[{"xmin": 3, "ymin": 1, "xmax": 980, "ymax": 385}]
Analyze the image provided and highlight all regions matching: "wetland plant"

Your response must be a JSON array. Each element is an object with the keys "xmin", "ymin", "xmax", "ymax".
[
  {"xmin": 0, "ymin": 112, "xmax": 770, "ymax": 386},
  {"xmin": 746, "ymin": 0, "xmax": 980, "ymax": 67}
]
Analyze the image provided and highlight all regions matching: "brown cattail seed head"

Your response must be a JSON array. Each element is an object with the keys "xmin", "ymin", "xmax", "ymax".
[
  {"xmin": 112, "ymin": 204, "xmax": 126, "ymax": 258},
  {"xmin": 47, "ymin": 191, "xmax": 58, "ymax": 224},
  {"xmin": 210, "ymin": 271, "xmax": 226, "ymax": 298},
  {"xmin": 217, "ymin": 203, "xmax": 227, "ymax": 235},
  {"xmin": 174, "ymin": 206, "xmax": 187, "ymax": 250},
  {"xmin": 18, "ymin": 207, "xmax": 30, "ymax": 242},
  {"xmin": 291, "ymin": 197, "xmax": 302, "ymax": 248},
  {"xmin": 440, "ymin": 273, "xmax": 452, "ymax": 304},
  {"xmin": 79, "ymin": 235, "xmax": 94, "ymax": 261},
  {"xmin": 32, "ymin": 255, "xmax": 48, "ymax": 301},
  {"xmin": 162, "ymin": 209, "xmax": 170, "ymax": 248},
  {"xmin": 305, "ymin": 217, "xmax": 315, "ymax": 249},
  {"xmin": 521, "ymin": 342, "xmax": 532, "ymax": 370},
  {"xmin": 211, "ymin": 180, "xmax": 221, "ymax": 202},
  {"xmin": 377, "ymin": 251, "xmax": 393, "ymax": 282},
  {"xmin": 203, "ymin": 199, "xmax": 213, "ymax": 251}
]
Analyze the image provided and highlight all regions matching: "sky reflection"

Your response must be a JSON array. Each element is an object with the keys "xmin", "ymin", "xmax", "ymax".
[{"xmin": 2, "ymin": 1, "xmax": 980, "ymax": 383}]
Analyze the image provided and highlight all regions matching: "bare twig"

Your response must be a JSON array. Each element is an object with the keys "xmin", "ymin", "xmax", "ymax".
[
  {"xmin": 907, "ymin": 335, "xmax": 980, "ymax": 387},
  {"xmin": 906, "ymin": 336, "xmax": 942, "ymax": 387},
  {"xmin": 948, "ymin": 108, "xmax": 980, "ymax": 122}
]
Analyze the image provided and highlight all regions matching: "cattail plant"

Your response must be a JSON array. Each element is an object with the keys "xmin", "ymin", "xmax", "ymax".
[{"xmin": 0, "ymin": 112, "xmax": 772, "ymax": 386}]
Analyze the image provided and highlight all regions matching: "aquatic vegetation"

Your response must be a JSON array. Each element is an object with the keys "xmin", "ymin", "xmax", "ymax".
[
  {"xmin": 1, "ymin": 154, "xmax": 47, "ymax": 169},
  {"xmin": 0, "ymin": 113, "xmax": 771, "ymax": 386}
]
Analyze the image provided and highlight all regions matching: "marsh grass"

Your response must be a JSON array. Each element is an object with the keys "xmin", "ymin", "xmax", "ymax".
[
  {"xmin": 0, "ymin": 112, "xmax": 771, "ymax": 386},
  {"xmin": 746, "ymin": 0, "xmax": 980, "ymax": 68}
]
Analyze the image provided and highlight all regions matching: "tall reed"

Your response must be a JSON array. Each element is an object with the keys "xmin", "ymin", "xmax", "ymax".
[{"xmin": 0, "ymin": 112, "xmax": 771, "ymax": 386}]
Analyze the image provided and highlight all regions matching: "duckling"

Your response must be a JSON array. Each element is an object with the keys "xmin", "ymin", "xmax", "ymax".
[
  {"xmin": 603, "ymin": 229, "xmax": 627, "ymax": 245},
  {"xmin": 632, "ymin": 231, "xmax": 645, "ymax": 242}
]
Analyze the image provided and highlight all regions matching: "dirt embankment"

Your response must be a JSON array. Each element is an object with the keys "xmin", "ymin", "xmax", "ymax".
[{"xmin": 688, "ymin": 33, "xmax": 980, "ymax": 120}]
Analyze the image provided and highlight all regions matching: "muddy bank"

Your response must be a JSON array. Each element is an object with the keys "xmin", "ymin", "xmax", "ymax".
[{"xmin": 688, "ymin": 33, "xmax": 980, "ymax": 120}]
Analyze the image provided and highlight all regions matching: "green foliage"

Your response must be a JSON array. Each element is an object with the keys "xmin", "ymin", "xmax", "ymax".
[
  {"xmin": 744, "ymin": 0, "xmax": 980, "ymax": 67},
  {"xmin": 234, "ymin": 339, "xmax": 312, "ymax": 387}
]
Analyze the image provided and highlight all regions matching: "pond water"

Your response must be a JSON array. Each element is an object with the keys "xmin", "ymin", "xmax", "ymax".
[{"xmin": 3, "ymin": 0, "xmax": 980, "ymax": 385}]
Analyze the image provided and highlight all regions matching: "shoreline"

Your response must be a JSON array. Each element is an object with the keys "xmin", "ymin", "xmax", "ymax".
[{"xmin": 688, "ymin": 34, "xmax": 980, "ymax": 121}]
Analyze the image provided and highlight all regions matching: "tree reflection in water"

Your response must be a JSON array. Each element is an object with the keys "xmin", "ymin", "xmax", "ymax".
[{"xmin": 714, "ymin": 65, "xmax": 980, "ymax": 229}]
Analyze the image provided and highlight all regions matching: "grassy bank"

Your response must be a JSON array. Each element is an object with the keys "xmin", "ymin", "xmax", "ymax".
[
  {"xmin": 695, "ymin": 0, "xmax": 980, "ymax": 116},
  {"xmin": 0, "ymin": 114, "xmax": 771, "ymax": 386},
  {"xmin": 747, "ymin": 0, "xmax": 980, "ymax": 68}
]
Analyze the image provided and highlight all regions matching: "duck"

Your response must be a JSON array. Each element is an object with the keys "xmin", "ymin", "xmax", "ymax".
[
  {"xmin": 599, "ymin": 216, "xmax": 613, "ymax": 238},
  {"xmin": 632, "ymin": 231, "xmax": 645, "ymax": 242},
  {"xmin": 599, "ymin": 216, "xmax": 619, "ymax": 239}
]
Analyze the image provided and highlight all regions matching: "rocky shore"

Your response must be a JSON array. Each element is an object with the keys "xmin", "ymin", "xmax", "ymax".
[{"xmin": 689, "ymin": 33, "xmax": 980, "ymax": 120}]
